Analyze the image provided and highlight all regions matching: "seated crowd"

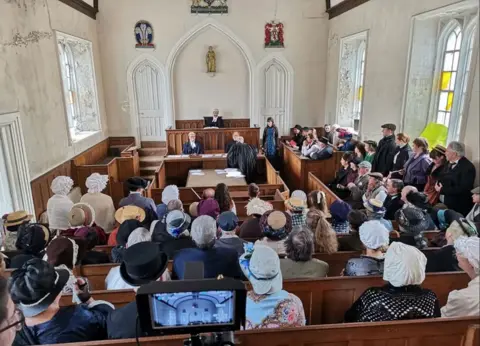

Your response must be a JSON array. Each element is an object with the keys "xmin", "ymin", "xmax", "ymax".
[{"xmin": 0, "ymin": 123, "xmax": 479, "ymax": 345}]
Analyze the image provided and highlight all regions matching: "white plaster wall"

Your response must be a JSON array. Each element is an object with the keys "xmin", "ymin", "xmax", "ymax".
[
  {"xmin": 324, "ymin": 0, "xmax": 476, "ymax": 141},
  {"xmin": 0, "ymin": 0, "xmax": 108, "ymax": 180},
  {"xmin": 174, "ymin": 29, "xmax": 248, "ymax": 120},
  {"xmin": 97, "ymin": 0, "xmax": 329, "ymax": 135}
]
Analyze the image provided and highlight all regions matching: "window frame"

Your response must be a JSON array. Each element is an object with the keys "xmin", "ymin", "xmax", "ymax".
[
  {"xmin": 429, "ymin": 16, "xmax": 478, "ymax": 142},
  {"xmin": 54, "ymin": 31, "xmax": 102, "ymax": 145}
]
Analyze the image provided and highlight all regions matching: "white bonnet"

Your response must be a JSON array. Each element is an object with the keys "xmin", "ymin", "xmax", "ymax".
[
  {"xmin": 85, "ymin": 173, "xmax": 108, "ymax": 194},
  {"xmin": 291, "ymin": 190, "xmax": 307, "ymax": 202},
  {"xmin": 246, "ymin": 198, "xmax": 273, "ymax": 216},
  {"xmin": 162, "ymin": 185, "xmax": 180, "ymax": 205},
  {"xmin": 359, "ymin": 220, "xmax": 390, "ymax": 250},
  {"xmin": 454, "ymin": 236, "xmax": 480, "ymax": 273},
  {"xmin": 383, "ymin": 242, "xmax": 427, "ymax": 287},
  {"xmin": 51, "ymin": 176, "xmax": 74, "ymax": 196}
]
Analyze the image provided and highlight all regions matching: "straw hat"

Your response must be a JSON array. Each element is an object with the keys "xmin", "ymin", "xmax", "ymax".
[
  {"xmin": 114, "ymin": 206, "xmax": 146, "ymax": 224},
  {"xmin": 4, "ymin": 211, "xmax": 33, "ymax": 227}
]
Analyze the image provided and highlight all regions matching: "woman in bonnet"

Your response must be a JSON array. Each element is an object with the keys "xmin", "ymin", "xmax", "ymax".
[
  {"xmin": 47, "ymin": 176, "xmax": 74, "ymax": 233},
  {"xmin": 80, "ymin": 173, "xmax": 115, "ymax": 233},
  {"xmin": 239, "ymin": 244, "xmax": 305, "ymax": 329}
]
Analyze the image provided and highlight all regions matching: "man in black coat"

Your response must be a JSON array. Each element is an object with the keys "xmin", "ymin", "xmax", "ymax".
[
  {"xmin": 107, "ymin": 242, "xmax": 169, "ymax": 339},
  {"xmin": 384, "ymin": 178, "xmax": 405, "ymax": 220},
  {"xmin": 372, "ymin": 123, "xmax": 397, "ymax": 176},
  {"xmin": 204, "ymin": 108, "xmax": 224, "ymax": 128},
  {"xmin": 436, "ymin": 141, "xmax": 476, "ymax": 216},
  {"xmin": 182, "ymin": 132, "xmax": 204, "ymax": 155}
]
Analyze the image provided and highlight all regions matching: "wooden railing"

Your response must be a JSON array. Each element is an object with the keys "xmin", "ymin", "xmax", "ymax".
[{"xmin": 175, "ymin": 118, "xmax": 250, "ymax": 129}]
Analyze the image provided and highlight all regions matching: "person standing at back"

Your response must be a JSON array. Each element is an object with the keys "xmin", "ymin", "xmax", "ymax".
[
  {"xmin": 436, "ymin": 141, "xmax": 476, "ymax": 216},
  {"xmin": 372, "ymin": 124, "xmax": 397, "ymax": 176}
]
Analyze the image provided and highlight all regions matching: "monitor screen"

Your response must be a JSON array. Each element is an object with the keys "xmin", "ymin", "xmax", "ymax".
[{"xmin": 149, "ymin": 290, "xmax": 235, "ymax": 330}]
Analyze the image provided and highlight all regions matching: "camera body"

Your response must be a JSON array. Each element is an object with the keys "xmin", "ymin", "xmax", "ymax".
[{"xmin": 136, "ymin": 278, "xmax": 246, "ymax": 338}]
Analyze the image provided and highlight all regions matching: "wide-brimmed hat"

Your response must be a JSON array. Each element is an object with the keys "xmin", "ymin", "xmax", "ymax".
[
  {"xmin": 15, "ymin": 224, "xmax": 51, "ymax": 255},
  {"xmin": 395, "ymin": 208, "xmax": 429, "ymax": 235},
  {"xmin": 116, "ymin": 219, "xmax": 143, "ymax": 247},
  {"xmin": 218, "ymin": 212, "xmax": 238, "ymax": 232},
  {"xmin": 246, "ymin": 198, "xmax": 273, "ymax": 216},
  {"xmin": 120, "ymin": 242, "xmax": 168, "ymax": 286},
  {"xmin": 330, "ymin": 200, "xmax": 352, "ymax": 222},
  {"xmin": 4, "ymin": 210, "xmax": 33, "ymax": 227},
  {"xmin": 364, "ymin": 199, "xmax": 386, "ymax": 214},
  {"xmin": 285, "ymin": 197, "xmax": 306, "ymax": 213},
  {"xmin": 69, "ymin": 203, "xmax": 95, "ymax": 227},
  {"xmin": 9, "ymin": 258, "xmax": 70, "ymax": 317},
  {"xmin": 197, "ymin": 199, "xmax": 220, "ymax": 219},
  {"xmin": 260, "ymin": 210, "xmax": 292, "ymax": 240},
  {"xmin": 166, "ymin": 210, "xmax": 191, "ymax": 238},
  {"xmin": 239, "ymin": 244, "xmax": 282, "ymax": 295},
  {"xmin": 432, "ymin": 145, "xmax": 446, "ymax": 156},
  {"xmin": 115, "ymin": 206, "xmax": 146, "ymax": 224}
]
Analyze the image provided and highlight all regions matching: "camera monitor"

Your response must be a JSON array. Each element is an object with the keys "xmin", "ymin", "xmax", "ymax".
[{"xmin": 136, "ymin": 278, "xmax": 246, "ymax": 336}]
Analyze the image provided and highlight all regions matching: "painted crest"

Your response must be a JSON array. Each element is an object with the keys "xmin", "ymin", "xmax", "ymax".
[
  {"xmin": 265, "ymin": 21, "xmax": 284, "ymax": 48},
  {"xmin": 191, "ymin": 0, "xmax": 228, "ymax": 14},
  {"xmin": 135, "ymin": 20, "xmax": 155, "ymax": 48}
]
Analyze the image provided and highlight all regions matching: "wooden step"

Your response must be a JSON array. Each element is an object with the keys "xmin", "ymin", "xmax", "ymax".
[
  {"xmin": 140, "ymin": 166, "xmax": 158, "ymax": 175},
  {"xmin": 139, "ymin": 156, "xmax": 163, "ymax": 167}
]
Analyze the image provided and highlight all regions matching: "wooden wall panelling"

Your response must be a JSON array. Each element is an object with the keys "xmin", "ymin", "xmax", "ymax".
[
  {"xmin": 108, "ymin": 137, "xmax": 135, "ymax": 147},
  {"xmin": 72, "ymin": 139, "xmax": 109, "ymax": 167},
  {"xmin": 307, "ymin": 173, "xmax": 341, "ymax": 208},
  {"xmin": 166, "ymin": 128, "xmax": 260, "ymax": 155},
  {"xmin": 116, "ymin": 158, "xmax": 136, "ymax": 182},
  {"xmin": 156, "ymin": 162, "xmax": 166, "ymax": 189},
  {"xmin": 307, "ymin": 151, "xmax": 343, "ymax": 185},
  {"xmin": 175, "ymin": 119, "xmax": 250, "ymax": 129},
  {"xmin": 150, "ymin": 187, "xmax": 201, "ymax": 205}
]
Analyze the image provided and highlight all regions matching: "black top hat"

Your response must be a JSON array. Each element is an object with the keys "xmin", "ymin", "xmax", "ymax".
[
  {"xmin": 120, "ymin": 242, "xmax": 168, "ymax": 286},
  {"xmin": 9, "ymin": 258, "xmax": 69, "ymax": 317}
]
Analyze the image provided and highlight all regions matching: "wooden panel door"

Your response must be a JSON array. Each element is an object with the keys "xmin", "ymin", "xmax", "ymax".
[
  {"xmin": 261, "ymin": 62, "xmax": 287, "ymax": 134},
  {"xmin": 134, "ymin": 61, "xmax": 165, "ymax": 141}
]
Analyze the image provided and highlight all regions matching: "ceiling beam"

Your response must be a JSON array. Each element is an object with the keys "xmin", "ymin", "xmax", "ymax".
[
  {"xmin": 58, "ymin": 0, "xmax": 99, "ymax": 20},
  {"xmin": 326, "ymin": 0, "xmax": 370, "ymax": 19}
]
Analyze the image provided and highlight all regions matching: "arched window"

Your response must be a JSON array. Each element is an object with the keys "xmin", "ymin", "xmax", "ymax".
[{"xmin": 432, "ymin": 18, "xmax": 477, "ymax": 142}]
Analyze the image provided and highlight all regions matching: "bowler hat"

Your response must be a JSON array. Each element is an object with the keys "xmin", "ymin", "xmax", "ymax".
[
  {"xmin": 218, "ymin": 211, "xmax": 239, "ymax": 232},
  {"xmin": 120, "ymin": 242, "xmax": 168, "ymax": 286}
]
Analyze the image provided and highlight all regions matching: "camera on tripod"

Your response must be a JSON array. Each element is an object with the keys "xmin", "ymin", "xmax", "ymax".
[{"xmin": 136, "ymin": 278, "xmax": 246, "ymax": 346}]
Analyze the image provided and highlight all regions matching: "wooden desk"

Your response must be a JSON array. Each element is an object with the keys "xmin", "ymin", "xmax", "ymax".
[
  {"xmin": 282, "ymin": 144, "xmax": 343, "ymax": 191},
  {"xmin": 166, "ymin": 127, "xmax": 260, "ymax": 155},
  {"xmin": 186, "ymin": 169, "xmax": 247, "ymax": 187},
  {"xmin": 158, "ymin": 155, "xmax": 266, "ymax": 187}
]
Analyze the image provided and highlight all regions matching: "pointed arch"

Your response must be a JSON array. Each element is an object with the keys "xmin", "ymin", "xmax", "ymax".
[
  {"xmin": 255, "ymin": 53, "xmax": 294, "ymax": 135},
  {"xmin": 127, "ymin": 54, "xmax": 167, "ymax": 144},
  {"xmin": 165, "ymin": 18, "xmax": 256, "ymax": 127}
]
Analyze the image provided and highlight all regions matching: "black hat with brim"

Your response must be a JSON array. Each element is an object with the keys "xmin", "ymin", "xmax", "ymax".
[
  {"xmin": 126, "ymin": 177, "xmax": 148, "ymax": 190},
  {"xmin": 120, "ymin": 242, "xmax": 169, "ymax": 286}
]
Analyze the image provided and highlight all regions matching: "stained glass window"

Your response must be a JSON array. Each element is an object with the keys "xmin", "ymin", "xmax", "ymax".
[
  {"xmin": 353, "ymin": 42, "xmax": 366, "ymax": 130},
  {"xmin": 437, "ymin": 25, "xmax": 462, "ymax": 127}
]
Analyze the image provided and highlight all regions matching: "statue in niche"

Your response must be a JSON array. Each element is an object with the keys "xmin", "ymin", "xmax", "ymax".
[{"xmin": 206, "ymin": 46, "xmax": 216, "ymax": 74}]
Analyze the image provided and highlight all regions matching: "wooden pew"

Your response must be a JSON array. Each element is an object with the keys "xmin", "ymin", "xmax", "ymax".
[
  {"xmin": 464, "ymin": 325, "xmax": 480, "ymax": 346},
  {"xmin": 175, "ymin": 119, "xmax": 250, "ymax": 129},
  {"xmin": 307, "ymin": 172, "xmax": 341, "ymax": 207},
  {"xmin": 166, "ymin": 128, "xmax": 260, "ymax": 155},
  {"xmin": 289, "ymin": 126, "xmax": 326, "ymax": 138},
  {"xmin": 55, "ymin": 272, "xmax": 470, "ymax": 326},
  {"xmin": 50, "ymin": 317, "xmax": 480, "ymax": 346},
  {"xmin": 157, "ymin": 155, "xmax": 267, "ymax": 187},
  {"xmin": 282, "ymin": 144, "xmax": 343, "ymax": 191}
]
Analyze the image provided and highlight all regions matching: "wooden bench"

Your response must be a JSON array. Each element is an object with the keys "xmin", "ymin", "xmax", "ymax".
[
  {"xmin": 53, "ymin": 272, "xmax": 469, "ymax": 326},
  {"xmin": 166, "ymin": 128, "xmax": 260, "ymax": 155},
  {"xmin": 48, "ymin": 317, "xmax": 480, "ymax": 346},
  {"xmin": 282, "ymin": 144, "xmax": 343, "ymax": 191}
]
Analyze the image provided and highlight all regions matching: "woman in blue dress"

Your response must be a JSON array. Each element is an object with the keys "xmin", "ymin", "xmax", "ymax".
[{"xmin": 262, "ymin": 117, "xmax": 279, "ymax": 168}]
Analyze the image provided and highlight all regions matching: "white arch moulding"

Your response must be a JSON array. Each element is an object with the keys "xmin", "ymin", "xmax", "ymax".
[
  {"xmin": 126, "ymin": 54, "xmax": 167, "ymax": 144},
  {"xmin": 255, "ymin": 53, "xmax": 294, "ymax": 135},
  {"xmin": 165, "ymin": 18, "xmax": 256, "ymax": 127}
]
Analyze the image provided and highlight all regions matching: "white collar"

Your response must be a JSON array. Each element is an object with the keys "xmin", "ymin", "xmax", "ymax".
[{"xmin": 129, "ymin": 191, "xmax": 142, "ymax": 195}]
